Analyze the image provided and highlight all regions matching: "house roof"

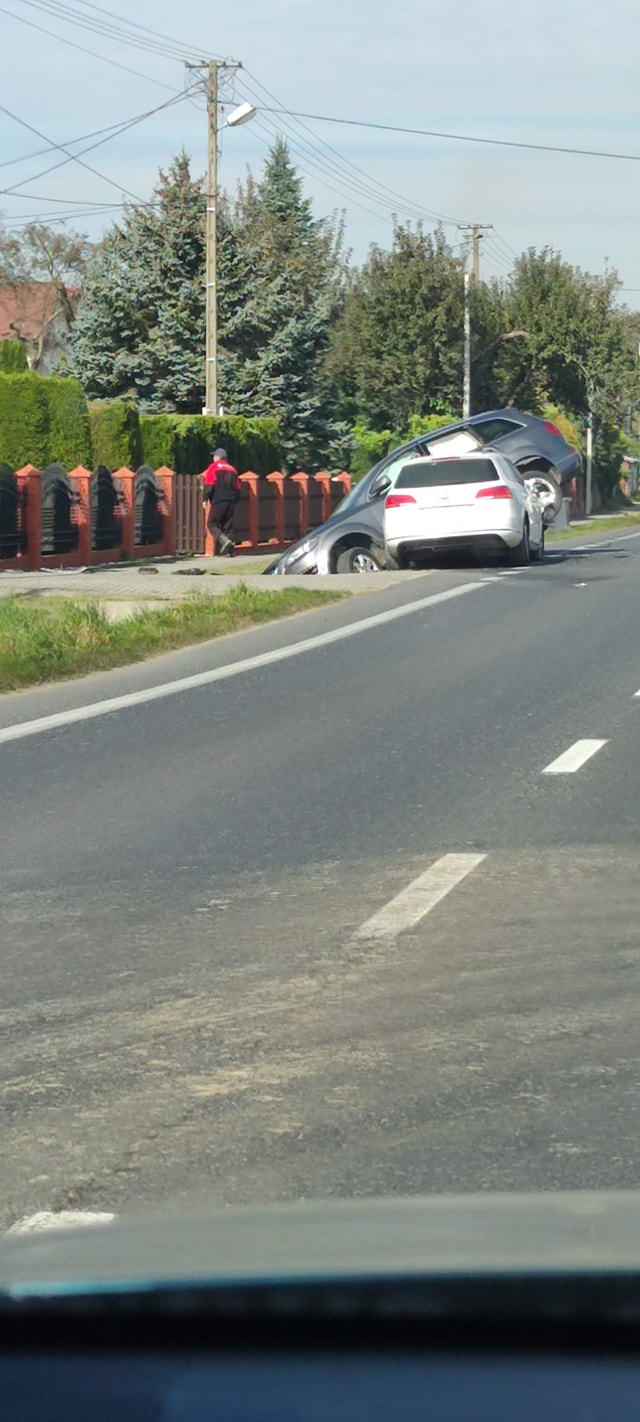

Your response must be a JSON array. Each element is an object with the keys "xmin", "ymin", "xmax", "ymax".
[{"xmin": 0, "ymin": 281, "xmax": 79, "ymax": 343}]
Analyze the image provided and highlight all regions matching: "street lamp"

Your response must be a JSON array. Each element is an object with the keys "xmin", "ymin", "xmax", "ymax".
[{"xmin": 226, "ymin": 101, "xmax": 257, "ymax": 128}]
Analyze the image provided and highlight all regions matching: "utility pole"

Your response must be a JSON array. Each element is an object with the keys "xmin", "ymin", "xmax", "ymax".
[
  {"xmin": 187, "ymin": 58, "xmax": 243, "ymax": 417},
  {"xmin": 457, "ymin": 223, "xmax": 492, "ymax": 282},
  {"xmin": 204, "ymin": 59, "xmax": 219, "ymax": 417},
  {"xmin": 585, "ymin": 410, "xmax": 593, "ymax": 516},
  {"xmin": 463, "ymin": 272, "xmax": 471, "ymax": 419},
  {"xmin": 458, "ymin": 225, "xmax": 492, "ymax": 419}
]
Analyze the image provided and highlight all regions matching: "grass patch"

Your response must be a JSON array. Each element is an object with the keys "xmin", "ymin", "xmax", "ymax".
[
  {"xmin": 547, "ymin": 512, "xmax": 640, "ymax": 542},
  {"xmin": 0, "ymin": 585, "xmax": 344, "ymax": 693},
  {"xmin": 208, "ymin": 557, "xmax": 273, "ymax": 575}
]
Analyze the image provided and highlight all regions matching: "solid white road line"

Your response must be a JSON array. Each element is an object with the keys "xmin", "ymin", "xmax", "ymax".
[
  {"xmin": 0, "ymin": 582, "xmax": 489, "ymax": 747},
  {"xmin": 7, "ymin": 1211, "xmax": 115, "ymax": 1235},
  {"xmin": 573, "ymin": 529, "xmax": 640, "ymax": 550},
  {"xmin": 542, "ymin": 739, "xmax": 608, "ymax": 775},
  {"xmin": 353, "ymin": 852, "xmax": 486, "ymax": 941}
]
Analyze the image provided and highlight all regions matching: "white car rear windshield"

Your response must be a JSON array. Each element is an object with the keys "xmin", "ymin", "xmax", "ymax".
[{"xmin": 396, "ymin": 458, "xmax": 500, "ymax": 488}]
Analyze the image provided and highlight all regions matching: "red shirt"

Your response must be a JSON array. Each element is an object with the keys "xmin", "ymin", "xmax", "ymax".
[{"xmin": 203, "ymin": 459, "xmax": 241, "ymax": 496}]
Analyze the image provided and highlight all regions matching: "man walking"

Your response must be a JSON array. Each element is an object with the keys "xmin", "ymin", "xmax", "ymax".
[{"xmin": 202, "ymin": 447, "xmax": 242, "ymax": 556}]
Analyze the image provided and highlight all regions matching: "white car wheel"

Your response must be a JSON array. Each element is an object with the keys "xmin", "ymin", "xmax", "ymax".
[{"xmin": 507, "ymin": 518, "xmax": 531, "ymax": 567}]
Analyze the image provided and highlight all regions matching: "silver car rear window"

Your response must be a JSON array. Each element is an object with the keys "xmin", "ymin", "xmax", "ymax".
[{"xmin": 396, "ymin": 458, "xmax": 500, "ymax": 488}]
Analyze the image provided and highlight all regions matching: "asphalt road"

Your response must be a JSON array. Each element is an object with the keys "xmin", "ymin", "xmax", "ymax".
[{"xmin": 2, "ymin": 529, "xmax": 640, "ymax": 1228}]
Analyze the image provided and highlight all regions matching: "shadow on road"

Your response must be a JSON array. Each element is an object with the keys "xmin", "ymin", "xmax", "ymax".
[{"xmin": 407, "ymin": 543, "xmax": 635, "ymax": 573}]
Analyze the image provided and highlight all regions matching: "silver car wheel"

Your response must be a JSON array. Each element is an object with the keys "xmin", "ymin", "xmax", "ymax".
[
  {"xmin": 336, "ymin": 545, "xmax": 385, "ymax": 574},
  {"xmin": 352, "ymin": 551, "xmax": 381, "ymax": 573}
]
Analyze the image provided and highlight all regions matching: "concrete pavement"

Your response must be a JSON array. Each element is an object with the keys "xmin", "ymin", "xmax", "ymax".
[
  {"xmin": 0, "ymin": 554, "xmax": 425, "ymax": 622},
  {"xmin": 2, "ymin": 527, "xmax": 640, "ymax": 1225}
]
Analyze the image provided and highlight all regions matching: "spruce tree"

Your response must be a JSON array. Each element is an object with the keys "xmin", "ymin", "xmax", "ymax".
[
  {"xmin": 219, "ymin": 139, "xmax": 346, "ymax": 466},
  {"xmin": 72, "ymin": 153, "xmax": 205, "ymax": 411}
]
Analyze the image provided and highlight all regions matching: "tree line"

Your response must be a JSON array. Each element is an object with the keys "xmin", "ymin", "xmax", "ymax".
[{"xmin": 2, "ymin": 139, "xmax": 639, "ymax": 491}]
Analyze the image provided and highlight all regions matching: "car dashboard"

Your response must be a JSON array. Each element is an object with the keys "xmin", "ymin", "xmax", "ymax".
[{"xmin": 2, "ymin": 1192, "xmax": 640, "ymax": 1421}]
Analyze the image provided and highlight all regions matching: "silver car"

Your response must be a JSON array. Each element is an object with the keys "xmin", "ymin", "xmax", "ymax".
[{"xmin": 264, "ymin": 409, "xmax": 582, "ymax": 575}]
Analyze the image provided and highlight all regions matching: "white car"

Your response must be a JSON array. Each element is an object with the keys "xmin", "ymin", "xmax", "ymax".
[{"xmin": 384, "ymin": 450, "xmax": 545, "ymax": 568}]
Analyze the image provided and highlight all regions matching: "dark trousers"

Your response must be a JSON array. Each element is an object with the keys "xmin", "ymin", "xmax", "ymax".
[{"xmin": 206, "ymin": 499, "xmax": 236, "ymax": 550}]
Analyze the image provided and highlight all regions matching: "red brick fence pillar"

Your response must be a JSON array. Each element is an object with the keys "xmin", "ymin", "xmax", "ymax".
[
  {"xmin": 15, "ymin": 464, "xmax": 42, "ymax": 570},
  {"xmin": 68, "ymin": 466, "xmax": 92, "ymax": 566}
]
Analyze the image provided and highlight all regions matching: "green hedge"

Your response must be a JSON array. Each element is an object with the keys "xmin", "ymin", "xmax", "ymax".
[
  {"xmin": 0, "ymin": 371, "xmax": 91, "ymax": 469},
  {"xmin": 89, "ymin": 400, "xmax": 142, "ymax": 470},
  {"xmin": 0, "ymin": 339, "xmax": 28, "ymax": 374},
  {"xmin": 139, "ymin": 414, "xmax": 282, "ymax": 476},
  {"xmin": 47, "ymin": 376, "xmax": 92, "ymax": 468},
  {"xmin": 0, "ymin": 377, "xmax": 283, "ymax": 476},
  {"xmin": 0, "ymin": 373, "xmax": 50, "ymax": 468}
]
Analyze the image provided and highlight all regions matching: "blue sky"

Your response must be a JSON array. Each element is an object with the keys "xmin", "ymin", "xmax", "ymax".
[{"xmin": 2, "ymin": 0, "xmax": 640, "ymax": 304}]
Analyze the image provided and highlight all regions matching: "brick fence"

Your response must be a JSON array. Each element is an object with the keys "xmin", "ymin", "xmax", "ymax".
[
  {"xmin": 0, "ymin": 465, "xmax": 352, "ymax": 572},
  {"xmin": 176, "ymin": 470, "xmax": 350, "ymax": 557}
]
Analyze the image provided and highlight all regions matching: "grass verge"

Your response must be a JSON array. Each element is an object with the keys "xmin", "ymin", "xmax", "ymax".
[
  {"xmin": 0, "ymin": 585, "xmax": 345, "ymax": 693},
  {"xmin": 208, "ymin": 557, "xmax": 273, "ymax": 575},
  {"xmin": 547, "ymin": 512, "xmax": 640, "ymax": 542}
]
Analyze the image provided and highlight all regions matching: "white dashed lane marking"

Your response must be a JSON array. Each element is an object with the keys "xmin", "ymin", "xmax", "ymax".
[
  {"xmin": 542, "ymin": 739, "xmax": 608, "ymax": 775},
  {"xmin": 353, "ymin": 853, "xmax": 486, "ymax": 941}
]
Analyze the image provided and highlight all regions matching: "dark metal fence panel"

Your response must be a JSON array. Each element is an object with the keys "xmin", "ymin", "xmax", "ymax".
[
  {"xmin": 92, "ymin": 466, "xmax": 122, "ymax": 551},
  {"xmin": 308, "ymin": 479, "xmax": 323, "ymax": 530},
  {"xmin": 330, "ymin": 479, "xmax": 347, "ymax": 515},
  {"xmin": 175, "ymin": 474, "xmax": 205, "ymax": 554},
  {"xmin": 234, "ymin": 487, "xmax": 250, "ymax": 544},
  {"xmin": 41, "ymin": 463, "xmax": 79, "ymax": 556},
  {"xmin": 0, "ymin": 464, "xmax": 26, "ymax": 559},
  {"xmin": 134, "ymin": 465, "xmax": 163, "ymax": 546},
  {"xmin": 284, "ymin": 478, "xmax": 301, "ymax": 541}
]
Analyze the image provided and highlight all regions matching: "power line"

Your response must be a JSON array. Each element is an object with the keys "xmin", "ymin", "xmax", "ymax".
[
  {"xmin": 228, "ymin": 72, "xmax": 478, "ymax": 240},
  {"xmin": 237, "ymin": 81, "xmax": 462, "ymax": 232},
  {"xmin": 71, "ymin": 0, "xmax": 201, "ymax": 57},
  {"xmin": 0, "ymin": 111, "xmax": 169, "ymax": 170},
  {"xmin": 258, "ymin": 106, "xmax": 640, "ymax": 165},
  {"xmin": 244, "ymin": 107, "xmax": 430, "ymax": 224},
  {"xmin": 240, "ymin": 112, "xmax": 392, "ymax": 224},
  {"xmin": 14, "ymin": 0, "xmax": 196, "ymax": 62},
  {"xmin": 2, "ymin": 192, "xmax": 132, "ymax": 204},
  {"xmin": 248, "ymin": 109, "xmax": 462, "ymax": 231},
  {"xmin": 240, "ymin": 68, "xmax": 472, "ymax": 229},
  {"xmin": 1, "ymin": 3, "xmax": 178, "ymax": 88},
  {"xmin": 4, "ymin": 204, "xmax": 123, "ymax": 225},
  {"xmin": 490, "ymin": 229, "xmax": 519, "ymax": 261},
  {"xmin": 234, "ymin": 100, "xmax": 400, "ymax": 220},
  {"xmin": 0, "ymin": 99, "xmax": 170, "ymax": 206},
  {"xmin": 481, "ymin": 236, "xmax": 514, "ymax": 275},
  {"xmin": 481, "ymin": 254, "xmax": 513, "ymax": 283},
  {"xmin": 0, "ymin": 89, "xmax": 189, "ymax": 200}
]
